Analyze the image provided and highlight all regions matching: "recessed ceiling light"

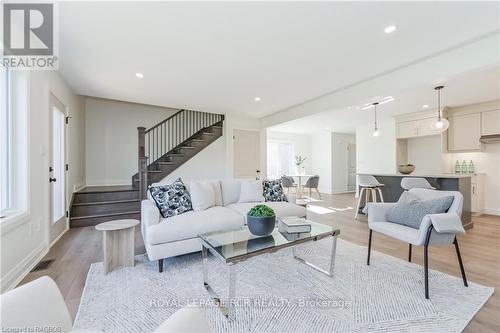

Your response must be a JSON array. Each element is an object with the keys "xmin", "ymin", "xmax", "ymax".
[
  {"xmin": 135, "ymin": 73, "xmax": 144, "ymax": 78},
  {"xmin": 422, "ymin": 104, "xmax": 429, "ymax": 108},
  {"xmin": 360, "ymin": 96, "xmax": 395, "ymax": 110},
  {"xmin": 384, "ymin": 25, "xmax": 397, "ymax": 34},
  {"xmin": 254, "ymin": 97, "xmax": 261, "ymax": 102}
]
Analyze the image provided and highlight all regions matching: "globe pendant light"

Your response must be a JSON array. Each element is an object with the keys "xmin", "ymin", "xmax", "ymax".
[
  {"xmin": 372, "ymin": 102, "xmax": 380, "ymax": 137},
  {"xmin": 430, "ymin": 85, "xmax": 449, "ymax": 131}
]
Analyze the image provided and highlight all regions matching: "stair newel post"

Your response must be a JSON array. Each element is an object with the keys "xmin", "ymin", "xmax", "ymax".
[{"xmin": 137, "ymin": 127, "xmax": 148, "ymax": 199}]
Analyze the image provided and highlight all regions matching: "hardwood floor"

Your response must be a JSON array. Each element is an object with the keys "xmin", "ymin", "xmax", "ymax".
[{"xmin": 21, "ymin": 193, "xmax": 500, "ymax": 332}]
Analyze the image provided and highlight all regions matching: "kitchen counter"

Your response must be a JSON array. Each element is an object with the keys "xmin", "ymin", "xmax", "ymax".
[
  {"xmin": 357, "ymin": 172, "xmax": 483, "ymax": 179},
  {"xmin": 357, "ymin": 173, "xmax": 473, "ymax": 228}
]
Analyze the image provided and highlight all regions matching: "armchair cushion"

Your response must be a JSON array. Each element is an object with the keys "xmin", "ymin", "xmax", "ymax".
[
  {"xmin": 386, "ymin": 191, "xmax": 454, "ymax": 229},
  {"xmin": 0, "ymin": 276, "xmax": 73, "ymax": 333},
  {"xmin": 430, "ymin": 213, "xmax": 465, "ymax": 234}
]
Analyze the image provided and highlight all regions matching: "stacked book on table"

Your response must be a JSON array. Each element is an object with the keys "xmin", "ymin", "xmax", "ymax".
[{"xmin": 278, "ymin": 216, "xmax": 312, "ymax": 234}]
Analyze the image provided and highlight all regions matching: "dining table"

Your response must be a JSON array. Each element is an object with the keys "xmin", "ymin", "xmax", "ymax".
[{"xmin": 287, "ymin": 174, "xmax": 314, "ymax": 198}]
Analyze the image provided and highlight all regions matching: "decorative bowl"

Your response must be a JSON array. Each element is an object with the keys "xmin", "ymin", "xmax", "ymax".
[{"xmin": 398, "ymin": 164, "xmax": 416, "ymax": 174}]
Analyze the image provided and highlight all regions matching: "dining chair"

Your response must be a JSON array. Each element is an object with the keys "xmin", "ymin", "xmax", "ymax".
[
  {"xmin": 281, "ymin": 176, "xmax": 297, "ymax": 194},
  {"xmin": 303, "ymin": 175, "xmax": 321, "ymax": 199}
]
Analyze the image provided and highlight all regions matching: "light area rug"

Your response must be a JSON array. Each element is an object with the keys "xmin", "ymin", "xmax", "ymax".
[{"xmin": 74, "ymin": 239, "xmax": 493, "ymax": 333}]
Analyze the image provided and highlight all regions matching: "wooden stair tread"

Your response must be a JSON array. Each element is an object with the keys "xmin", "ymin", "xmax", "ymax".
[
  {"xmin": 70, "ymin": 211, "xmax": 140, "ymax": 220},
  {"xmin": 77, "ymin": 185, "xmax": 138, "ymax": 193},
  {"xmin": 157, "ymin": 161, "xmax": 174, "ymax": 165},
  {"xmin": 180, "ymin": 146, "xmax": 196, "ymax": 149},
  {"xmin": 72, "ymin": 199, "xmax": 140, "ymax": 206},
  {"xmin": 147, "ymin": 170, "xmax": 163, "ymax": 173}
]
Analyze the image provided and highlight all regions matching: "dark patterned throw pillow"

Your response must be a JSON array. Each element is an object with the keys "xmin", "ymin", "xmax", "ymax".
[
  {"xmin": 149, "ymin": 178, "xmax": 193, "ymax": 218},
  {"xmin": 262, "ymin": 179, "xmax": 287, "ymax": 202}
]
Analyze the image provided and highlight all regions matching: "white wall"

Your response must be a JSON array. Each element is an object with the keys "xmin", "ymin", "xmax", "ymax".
[
  {"xmin": 331, "ymin": 132, "xmax": 356, "ymax": 192},
  {"xmin": 446, "ymin": 144, "xmax": 500, "ymax": 215},
  {"xmin": 85, "ymin": 98, "xmax": 177, "ymax": 185},
  {"xmin": 267, "ymin": 131, "xmax": 312, "ymax": 173},
  {"xmin": 158, "ymin": 114, "xmax": 265, "ymax": 184},
  {"xmin": 1, "ymin": 71, "xmax": 85, "ymax": 292},
  {"xmin": 158, "ymin": 136, "xmax": 227, "ymax": 184},
  {"xmin": 356, "ymin": 119, "xmax": 397, "ymax": 175},
  {"xmin": 311, "ymin": 132, "xmax": 332, "ymax": 194},
  {"xmin": 406, "ymin": 135, "xmax": 443, "ymax": 174}
]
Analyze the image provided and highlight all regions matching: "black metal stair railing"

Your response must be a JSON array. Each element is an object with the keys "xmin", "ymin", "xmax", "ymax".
[{"xmin": 137, "ymin": 109, "xmax": 224, "ymax": 198}]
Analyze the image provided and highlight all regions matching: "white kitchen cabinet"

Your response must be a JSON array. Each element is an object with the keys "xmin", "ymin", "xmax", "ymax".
[
  {"xmin": 396, "ymin": 117, "xmax": 440, "ymax": 139},
  {"xmin": 417, "ymin": 118, "xmax": 442, "ymax": 137},
  {"xmin": 448, "ymin": 113, "xmax": 482, "ymax": 151},
  {"xmin": 396, "ymin": 121, "xmax": 418, "ymax": 139},
  {"xmin": 481, "ymin": 109, "xmax": 500, "ymax": 135},
  {"xmin": 471, "ymin": 174, "xmax": 485, "ymax": 216}
]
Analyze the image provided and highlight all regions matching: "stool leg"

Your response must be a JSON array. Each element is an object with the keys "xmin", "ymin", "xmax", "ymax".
[
  {"xmin": 355, "ymin": 188, "xmax": 365, "ymax": 219},
  {"xmin": 377, "ymin": 188, "xmax": 384, "ymax": 202},
  {"xmin": 365, "ymin": 188, "xmax": 370, "ymax": 212}
]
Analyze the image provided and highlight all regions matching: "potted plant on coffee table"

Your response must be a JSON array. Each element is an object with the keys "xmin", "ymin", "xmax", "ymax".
[{"xmin": 247, "ymin": 204, "xmax": 276, "ymax": 236}]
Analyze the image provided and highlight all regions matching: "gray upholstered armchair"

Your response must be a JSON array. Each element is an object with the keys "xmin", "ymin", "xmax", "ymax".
[{"xmin": 366, "ymin": 188, "xmax": 468, "ymax": 299}]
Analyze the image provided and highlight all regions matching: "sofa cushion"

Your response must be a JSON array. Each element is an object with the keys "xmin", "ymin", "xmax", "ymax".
[
  {"xmin": 221, "ymin": 179, "xmax": 242, "ymax": 206},
  {"xmin": 238, "ymin": 181, "xmax": 264, "ymax": 203},
  {"xmin": 149, "ymin": 178, "xmax": 193, "ymax": 218},
  {"xmin": 386, "ymin": 191, "xmax": 454, "ymax": 229},
  {"xmin": 263, "ymin": 179, "xmax": 287, "ymax": 202},
  {"xmin": 207, "ymin": 180, "xmax": 223, "ymax": 206},
  {"xmin": 190, "ymin": 180, "xmax": 215, "ymax": 211},
  {"xmin": 147, "ymin": 206, "xmax": 245, "ymax": 245},
  {"xmin": 226, "ymin": 202, "xmax": 306, "ymax": 223}
]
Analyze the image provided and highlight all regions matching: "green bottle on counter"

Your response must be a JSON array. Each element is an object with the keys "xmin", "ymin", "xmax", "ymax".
[
  {"xmin": 461, "ymin": 160, "xmax": 468, "ymax": 173},
  {"xmin": 468, "ymin": 160, "xmax": 475, "ymax": 174},
  {"xmin": 455, "ymin": 160, "xmax": 461, "ymax": 174}
]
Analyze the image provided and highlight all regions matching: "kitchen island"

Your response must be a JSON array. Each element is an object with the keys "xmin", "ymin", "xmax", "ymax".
[{"xmin": 357, "ymin": 173, "xmax": 473, "ymax": 228}]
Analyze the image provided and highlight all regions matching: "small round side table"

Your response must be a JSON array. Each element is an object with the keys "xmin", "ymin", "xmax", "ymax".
[{"xmin": 95, "ymin": 219, "xmax": 139, "ymax": 274}]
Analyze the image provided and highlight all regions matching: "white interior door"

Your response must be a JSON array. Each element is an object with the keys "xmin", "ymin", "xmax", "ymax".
[
  {"xmin": 49, "ymin": 94, "xmax": 67, "ymax": 243},
  {"xmin": 233, "ymin": 129, "xmax": 260, "ymax": 179},
  {"xmin": 347, "ymin": 143, "xmax": 356, "ymax": 191}
]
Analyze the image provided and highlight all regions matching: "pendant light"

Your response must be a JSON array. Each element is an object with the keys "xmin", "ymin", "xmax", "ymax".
[
  {"xmin": 430, "ymin": 85, "xmax": 449, "ymax": 131},
  {"xmin": 372, "ymin": 102, "xmax": 380, "ymax": 137}
]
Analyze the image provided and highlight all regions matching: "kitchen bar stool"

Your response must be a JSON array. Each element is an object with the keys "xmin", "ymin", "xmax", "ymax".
[
  {"xmin": 355, "ymin": 175, "xmax": 384, "ymax": 219},
  {"xmin": 401, "ymin": 177, "xmax": 435, "ymax": 190}
]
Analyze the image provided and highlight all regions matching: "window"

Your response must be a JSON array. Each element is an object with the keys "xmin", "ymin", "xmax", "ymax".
[
  {"xmin": 0, "ymin": 67, "xmax": 11, "ymax": 216},
  {"xmin": 0, "ymin": 68, "xmax": 28, "ymax": 220},
  {"xmin": 267, "ymin": 141, "xmax": 294, "ymax": 179}
]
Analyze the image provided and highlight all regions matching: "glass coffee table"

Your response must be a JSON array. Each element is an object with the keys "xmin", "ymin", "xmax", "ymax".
[{"xmin": 198, "ymin": 221, "xmax": 340, "ymax": 320}]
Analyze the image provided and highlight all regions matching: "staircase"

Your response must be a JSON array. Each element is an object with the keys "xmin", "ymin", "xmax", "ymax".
[
  {"xmin": 70, "ymin": 186, "xmax": 140, "ymax": 227},
  {"xmin": 134, "ymin": 109, "xmax": 224, "ymax": 197},
  {"xmin": 69, "ymin": 109, "xmax": 224, "ymax": 228}
]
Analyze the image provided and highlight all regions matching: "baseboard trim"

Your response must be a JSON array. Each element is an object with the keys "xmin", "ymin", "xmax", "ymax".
[
  {"xmin": 483, "ymin": 208, "xmax": 500, "ymax": 216},
  {"xmin": 49, "ymin": 227, "xmax": 68, "ymax": 248},
  {"xmin": 1, "ymin": 242, "xmax": 48, "ymax": 293},
  {"xmin": 331, "ymin": 190, "xmax": 356, "ymax": 194}
]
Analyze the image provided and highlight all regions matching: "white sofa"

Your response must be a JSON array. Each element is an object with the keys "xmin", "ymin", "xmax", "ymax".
[{"xmin": 141, "ymin": 179, "xmax": 306, "ymax": 272}]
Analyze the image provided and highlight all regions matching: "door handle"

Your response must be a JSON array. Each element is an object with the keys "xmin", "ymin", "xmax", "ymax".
[{"xmin": 49, "ymin": 177, "xmax": 57, "ymax": 183}]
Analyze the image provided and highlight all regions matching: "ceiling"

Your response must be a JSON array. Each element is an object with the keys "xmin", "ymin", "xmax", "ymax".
[
  {"xmin": 269, "ymin": 65, "xmax": 500, "ymax": 135},
  {"xmin": 58, "ymin": 2, "xmax": 499, "ymax": 117}
]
